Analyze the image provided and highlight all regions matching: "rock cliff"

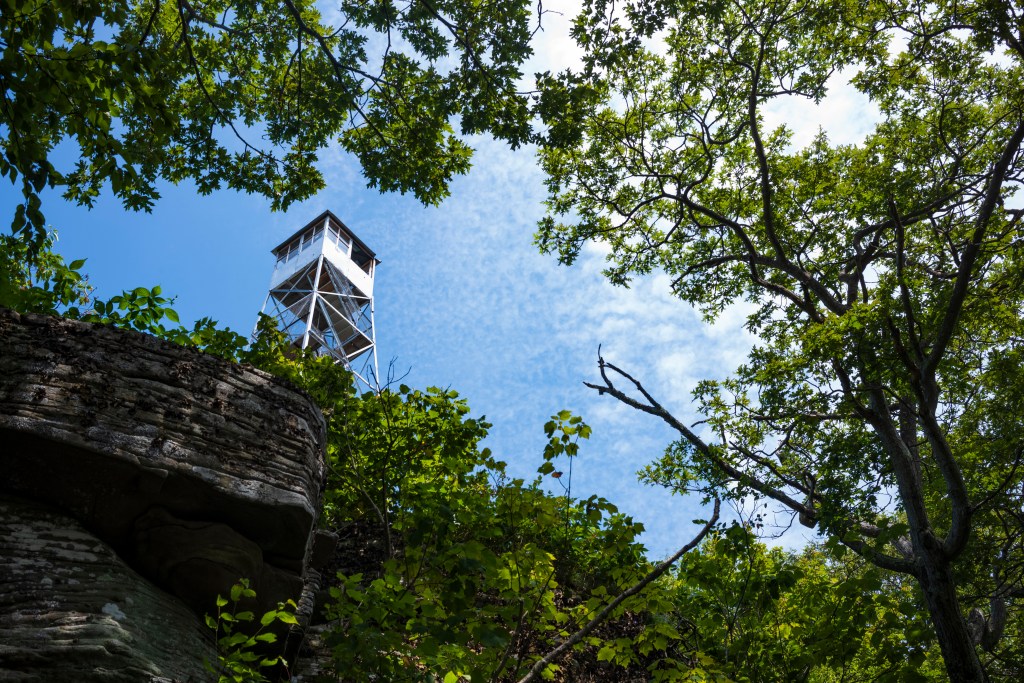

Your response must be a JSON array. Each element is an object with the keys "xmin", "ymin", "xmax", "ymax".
[{"xmin": 0, "ymin": 309, "xmax": 328, "ymax": 681}]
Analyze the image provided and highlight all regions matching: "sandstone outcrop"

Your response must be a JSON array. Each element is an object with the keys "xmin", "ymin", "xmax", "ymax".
[
  {"xmin": 0, "ymin": 309, "xmax": 328, "ymax": 681},
  {"xmin": 0, "ymin": 496, "xmax": 216, "ymax": 682}
]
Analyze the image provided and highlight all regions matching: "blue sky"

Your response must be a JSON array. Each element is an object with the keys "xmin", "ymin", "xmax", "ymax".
[
  {"xmin": 2, "ymin": 1, "xmax": 894, "ymax": 558},
  {"xmin": 8, "ymin": 134, "xmax": 755, "ymax": 559}
]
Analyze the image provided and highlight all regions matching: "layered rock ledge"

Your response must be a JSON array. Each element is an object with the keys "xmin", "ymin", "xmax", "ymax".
[
  {"xmin": 0, "ymin": 308, "xmax": 328, "ymax": 679},
  {"xmin": 0, "ymin": 495, "xmax": 216, "ymax": 682}
]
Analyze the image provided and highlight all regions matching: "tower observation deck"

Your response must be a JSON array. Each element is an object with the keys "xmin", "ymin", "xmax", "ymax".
[{"xmin": 259, "ymin": 210, "xmax": 379, "ymax": 387}]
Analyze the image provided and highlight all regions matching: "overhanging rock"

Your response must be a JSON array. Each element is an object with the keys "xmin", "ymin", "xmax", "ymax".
[
  {"xmin": 0, "ymin": 495, "xmax": 217, "ymax": 682},
  {"xmin": 0, "ymin": 308, "xmax": 326, "ymax": 623}
]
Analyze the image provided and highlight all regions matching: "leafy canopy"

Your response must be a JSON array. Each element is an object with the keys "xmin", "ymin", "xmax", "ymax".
[
  {"xmin": 536, "ymin": 0, "xmax": 1024, "ymax": 680},
  {"xmin": 6, "ymin": 229, "xmax": 970, "ymax": 682},
  {"xmin": 0, "ymin": 0, "xmax": 536, "ymax": 244}
]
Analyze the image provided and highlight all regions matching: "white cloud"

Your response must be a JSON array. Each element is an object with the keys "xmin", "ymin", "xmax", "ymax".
[
  {"xmin": 295, "ymin": 136, "xmax": 727, "ymax": 557},
  {"xmin": 763, "ymin": 72, "xmax": 880, "ymax": 150},
  {"xmin": 18, "ymin": 0, "xmax": 889, "ymax": 561},
  {"xmin": 525, "ymin": 1, "xmax": 587, "ymax": 75},
  {"xmin": 293, "ymin": 2, "xmax": 878, "ymax": 559}
]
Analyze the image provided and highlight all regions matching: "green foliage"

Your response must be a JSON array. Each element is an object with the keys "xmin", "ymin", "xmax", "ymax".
[
  {"xmin": 204, "ymin": 579, "xmax": 298, "ymax": 683},
  {"xmin": 0, "ymin": 232, "xmax": 91, "ymax": 314},
  {"xmin": 277, "ymin": 377, "xmax": 702, "ymax": 682},
  {"xmin": 672, "ymin": 526, "xmax": 943, "ymax": 683},
  {"xmin": 1, "ymin": 238, "xmax": 969, "ymax": 680},
  {"xmin": 314, "ymin": 389, "xmax": 612, "ymax": 680},
  {"xmin": 1, "ymin": 0, "xmax": 536, "ymax": 248},
  {"xmin": 537, "ymin": 0, "xmax": 1024, "ymax": 679}
]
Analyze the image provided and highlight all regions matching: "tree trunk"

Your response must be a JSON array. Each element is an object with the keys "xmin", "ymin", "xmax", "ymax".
[
  {"xmin": 916, "ymin": 536, "xmax": 987, "ymax": 682},
  {"xmin": 870, "ymin": 396, "xmax": 986, "ymax": 682}
]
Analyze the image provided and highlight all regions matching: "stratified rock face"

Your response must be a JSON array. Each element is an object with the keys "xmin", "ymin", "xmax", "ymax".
[
  {"xmin": 0, "ymin": 495, "xmax": 217, "ymax": 682},
  {"xmin": 0, "ymin": 308, "xmax": 326, "ymax": 617}
]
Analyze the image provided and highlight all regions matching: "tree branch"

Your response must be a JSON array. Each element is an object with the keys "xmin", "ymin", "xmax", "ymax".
[
  {"xmin": 515, "ymin": 498, "xmax": 721, "ymax": 683},
  {"xmin": 926, "ymin": 116, "xmax": 1024, "ymax": 374},
  {"xmin": 585, "ymin": 356, "xmax": 815, "ymax": 520}
]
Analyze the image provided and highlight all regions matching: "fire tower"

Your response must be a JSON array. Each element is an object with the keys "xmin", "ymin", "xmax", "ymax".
[{"xmin": 259, "ymin": 210, "xmax": 379, "ymax": 387}]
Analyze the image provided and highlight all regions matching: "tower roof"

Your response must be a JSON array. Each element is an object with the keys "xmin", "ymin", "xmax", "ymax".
[{"xmin": 271, "ymin": 210, "xmax": 379, "ymax": 263}]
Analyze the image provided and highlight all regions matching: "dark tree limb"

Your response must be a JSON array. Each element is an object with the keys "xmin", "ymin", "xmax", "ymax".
[
  {"xmin": 927, "ymin": 116, "xmax": 1024, "ymax": 375},
  {"xmin": 586, "ymin": 356, "xmax": 917, "ymax": 575},
  {"xmin": 585, "ymin": 356, "xmax": 814, "ymax": 517},
  {"xmin": 515, "ymin": 499, "xmax": 721, "ymax": 683}
]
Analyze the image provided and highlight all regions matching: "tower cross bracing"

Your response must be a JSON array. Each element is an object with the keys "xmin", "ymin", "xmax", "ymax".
[{"xmin": 260, "ymin": 210, "xmax": 379, "ymax": 388}]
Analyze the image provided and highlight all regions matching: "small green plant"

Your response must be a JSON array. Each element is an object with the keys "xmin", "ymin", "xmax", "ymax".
[{"xmin": 205, "ymin": 579, "xmax": 299, "ymax": 683}]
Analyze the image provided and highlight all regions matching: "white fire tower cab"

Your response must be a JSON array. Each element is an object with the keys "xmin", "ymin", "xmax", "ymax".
[{"xmin": 260, "ymin": 210, "xmax": 379, "ymax": 388}]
